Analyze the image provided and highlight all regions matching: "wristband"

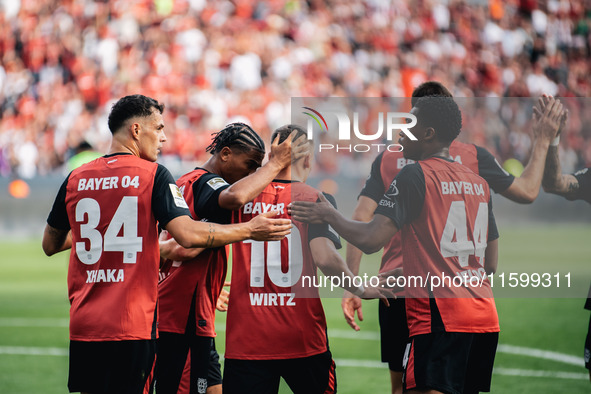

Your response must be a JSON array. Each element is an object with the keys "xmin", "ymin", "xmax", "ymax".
[
  {"xmin": 550, "ymin": 136, "xmax": 560, "ymax": 147},
  {"xmin": 351, "ymin": 285, "xmax": 365, "ymax": 297}
]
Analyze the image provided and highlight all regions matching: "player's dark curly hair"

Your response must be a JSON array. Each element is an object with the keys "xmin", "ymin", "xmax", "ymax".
[
  {"xmin": 108, "ymin": 94, "xmax": 164, "ymax": 134},
  {"xmin": 411, "ymin": 81, "xmax": 453, "ymax": 107},
  {"xmin": 271, "ymin": 124, "xmax": 308, "ymax": 144},
  {"xmin": 206, "ymin": 122, "xmax": 265, "ymax": 155},
  {"xmin": 414, "ymin": 95, "xmax": 462, "ymax": 143}
]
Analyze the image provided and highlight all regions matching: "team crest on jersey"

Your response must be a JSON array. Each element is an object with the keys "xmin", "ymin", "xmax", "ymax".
[
  {"xmin": 197, "ymin": 378, "xmax": 207, "ymax": 393},
  {"xmin": 169, "ymin": 184, "xmax": 189, "ymax": 208},
  {"xmin": 207, "ymin": 177, "xmax": 229, "ymax": 190},
  {"xmin": 385, "ymin": 179, "xmax": 399, "ymax": 199}
]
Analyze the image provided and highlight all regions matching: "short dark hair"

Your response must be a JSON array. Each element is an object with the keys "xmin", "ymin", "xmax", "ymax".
[
  {"xmin": 271, "ymin": 124, "xmax": 308, "ymax": 144},
  {"xmin": 108, "ymin": 95, "xmax": 164, "ymax": 134},
  {"xmin": 206, "ymin": 122, "xmax": 265, "ymax": 155},
  {"xmin": 414, "ymin": 95, "xmax": 462, "ymax": 143},
  {"xmin": 411, "ymin": 81, "xmax": 453, "ymax": 107}
]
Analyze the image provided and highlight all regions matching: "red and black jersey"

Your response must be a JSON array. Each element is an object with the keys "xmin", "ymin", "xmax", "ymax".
[
  {"xmin": 225, "ymin": 181, "xmax": 340, "ymax": 360},
  {"xmin": 158, "ymin": 168, "xmax": 232, "ymax": 338},
  {"xmin": 375, "ymin": 157, "xmax": 499, "ymax": 336},
  {"xmin": 46, "ymin": 153, "xmax": 191, "ymax": 341},
  {"xmin": 360, "ymin": 141, "xmax": 512, "ymax": 274}
]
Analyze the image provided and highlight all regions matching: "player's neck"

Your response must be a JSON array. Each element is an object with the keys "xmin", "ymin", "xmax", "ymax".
[
  {"xmin": 277, "ymin": 165, "xmax": 306, "ymax": 182},
  {"xmin": 421, "ymin": 145, "xmax": 452, "ymax": 161},
  {"xmin": 201, "ymin": 155, "xmax": 220, "ymax": 175},
  {"xmin": 109, "ymin": 136, "xmax": 140, "ymax": 157}
]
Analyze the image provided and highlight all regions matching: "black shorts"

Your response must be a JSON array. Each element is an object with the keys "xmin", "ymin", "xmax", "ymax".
[
  {"xmin": 155, "ymin": 332, "xmax": 213, "ymax": 394},
  {"xmin": 378, "ymin": 297, "xmax": 409, "ymax": 371},
  {"xmin": 404, "ymin": 331, "xmax": 498, "ymax": 394},
  {"xmin": 223, "ymin": 350, "xmax": 337, "ymax": 394},
  {"xmin": 585, "ymin": 312, "xmax": 591, "ymax": 369},
  {"xmin": 68, "ymin": 339, "xmax": 155, "ymax": 394},
  {"xmin": 208, "ymin": 340, "xmax": 222, "ymax": 386}
]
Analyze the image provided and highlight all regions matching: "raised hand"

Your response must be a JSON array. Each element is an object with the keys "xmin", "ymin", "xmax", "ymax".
[
  {"xmin": 532, "ymin": 96, "xmax": 565, "ymax": 141},
  {"xmin": 269, "ymin": 130, "xmax": 310, "ymax": 169}
]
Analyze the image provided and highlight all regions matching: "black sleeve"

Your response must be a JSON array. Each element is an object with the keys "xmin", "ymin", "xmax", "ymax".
[
  {"xmin": 487, "ymin": 195, "xmax": 499, "ymax": 242},
  {"xmin": 192, "ymin": 174, "xmax": 232, "ymax": 224},
  {"xmin": 374, "ymin": 163, "xmax": 426, "ymax": 229},
  {"xmin": 358, "ymin": 152, "xmax": 386, "ymax": 202},
  {"xmin": 584, "ymin": 285, "xmax": 591, "ymax": 310},
  {"xmin": 476, "ymin": 146, "xmax": 515, "ymax": 194},
  {"xmin": 47, "ymin": 174, "xmax": 71, "ymax": 230},
  {"xmin": 572, "ymin": 168, "xmax": 591, "ymax": 203},
  {"xmin": 308, "ymin": 192, "xmax": 342, "ymax": 249},
  {"xmin": 152, "ymin": 164, "xmax": 192, "ymax": 228}
]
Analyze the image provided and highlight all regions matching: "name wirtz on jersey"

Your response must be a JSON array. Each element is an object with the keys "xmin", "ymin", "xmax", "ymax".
[{"xmin": 249, "ymin": 292, "xmax": 296, "ymax": 306}]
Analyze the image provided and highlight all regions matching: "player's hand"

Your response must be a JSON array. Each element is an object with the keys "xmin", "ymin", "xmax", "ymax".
[
  {"xmin": 269, "ymin": 130, "xmax": 309, "ymax": 169},
  {"xmin": 342, "ymin": 291, "xmax": 364, "ymax": 331},
  {"xmin": 248, "ymin": 211, "xmax": 292, "ymax": 241},
  {"xmin": 360, "ymin": 286, "xmax": 396, "ymax": 306},
  {"xmin": 532, "ymin": 96, "xmax": 564, "ymax": 141},
  {"xmin": 216, "ymin": 282, "xmax": 231, "ymax": 312},
  {"xmin": 378, "ymin": 267, "xmax": 404, "ymax": 293},
  {"xmin": 290, "ymin": 192, "xmax": 335, "ymax": 224}
]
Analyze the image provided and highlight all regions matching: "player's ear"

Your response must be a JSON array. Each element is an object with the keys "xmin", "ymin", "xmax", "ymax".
[
  {"xmin": 219, "ymin": 146, "xmax": 232, "ymax": 162},
  {"xmin": 424, "ymin": 127, "xmax": 436, "ymax": 141},
  {"xmin": 303, "ymin": 153, "xmax": 311, "ymax": 169},
  {"xmin": 130, "ymin": 122, "xmax": 141, "ymax": 140}
]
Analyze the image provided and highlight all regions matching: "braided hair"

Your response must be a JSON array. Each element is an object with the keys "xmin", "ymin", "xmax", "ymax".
[{"xmin": 205, "ymin": 123, "xmax": 265, "ymax": 155}]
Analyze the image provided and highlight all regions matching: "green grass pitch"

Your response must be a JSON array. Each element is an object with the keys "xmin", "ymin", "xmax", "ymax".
[{"xmin": 0, "ymin": 225, "xmax": 589, "ymax": 393}]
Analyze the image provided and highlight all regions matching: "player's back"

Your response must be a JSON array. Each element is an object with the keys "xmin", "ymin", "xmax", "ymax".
[
  {"xmin": 226, "ymin": 181, "xmax": 329, "ymax": 360},
  {"xmin": 399, "ymin": 158, "xmax": 499, "ymax": 336},
  {"xmin": 65, "ymin": 154, "xmax": 161, "ymax": 340}
]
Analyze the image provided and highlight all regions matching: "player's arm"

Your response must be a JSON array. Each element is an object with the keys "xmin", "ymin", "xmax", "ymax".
[
  {"xmin": 42, "ymin": 176, "xmax": 72, "ymax": 256},
  {"xmin": 42, "ymin": 225, "xmax": 72, "ymax": 256},
  {"xmin": 341, "ymin": 153, "xmax": 386, "ymax": 329},
  {"xmin": 292, "ymin": 194, "xmax": 397, "ymax": 254},
  {"xmin": 310, "ymin": 237, "xmax": 394, "ymax": 300},
  {"xmin": 342, "ymin": 196, "xmax": 377, "ymax": 330},
  {"xmin": 154, "ymin": 165, "xmax": 291, "ymax": 249},
  {"xmin": 542, "ymin": 146, "xmax": 582, "ymax": 199},
  {"xmin": 219, "ymin": 131, "xmax": 307, "ymax": 210},
  {"xmin": 159, "ymin": 230, "xmax": 204, "ymax": 261},
  {"xmin": 292, "ymin": 163, "xmax": 424, "ymax": 255},
  {"xmin": 165, "ymin": 211, "xmax": 291, "ymax": 249},
  {"xmin": 500, "ymin": 97, "xmax": 564, "ymax": 203}
]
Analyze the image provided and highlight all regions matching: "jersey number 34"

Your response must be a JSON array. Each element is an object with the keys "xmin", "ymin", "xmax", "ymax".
[{"xmin": 75, "ymin": 197, "xmax": 143, "ymax": 265}]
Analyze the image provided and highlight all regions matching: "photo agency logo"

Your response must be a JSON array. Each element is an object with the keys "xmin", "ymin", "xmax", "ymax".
[{"xmin": 302, "ymin": 106, "xmax": 418, "ymax": 153}]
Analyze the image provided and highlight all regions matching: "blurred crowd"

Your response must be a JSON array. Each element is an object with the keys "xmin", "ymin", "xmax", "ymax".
[{"xmin": 0, "ymin": 0, "xmax": 590, "ymax": 179}]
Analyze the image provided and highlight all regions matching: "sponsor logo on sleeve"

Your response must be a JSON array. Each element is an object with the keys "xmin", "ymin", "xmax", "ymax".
[
  {"xmin": 169, "ymin": 184, "xmax": 189, "ymax": 208},
  {"xmin": 206, "ymin": 177, "xmax": 229, "ymax": 190}
]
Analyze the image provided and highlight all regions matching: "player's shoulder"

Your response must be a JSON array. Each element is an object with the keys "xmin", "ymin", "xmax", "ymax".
[{"xmin": 290, "ymin": 181, "xmax": 318, "ymax": 202}]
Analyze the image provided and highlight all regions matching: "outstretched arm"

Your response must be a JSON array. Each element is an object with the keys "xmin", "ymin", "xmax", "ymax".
[
  {"xmin": 310, "ymin": 237, "xmax": 396, "ymax": 300},
  {"xmin": 165, "ymin": 211, "xmax": 291, "ymax": 249},
  {"xmin": 291, "ymin": 193, "xmax": 398, "ymax": 254}
]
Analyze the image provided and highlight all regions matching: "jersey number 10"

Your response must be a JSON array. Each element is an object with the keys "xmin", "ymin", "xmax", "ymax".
[{"xmin": 245, "ymin": 226, "xmax": 304, "ymax": 288}]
